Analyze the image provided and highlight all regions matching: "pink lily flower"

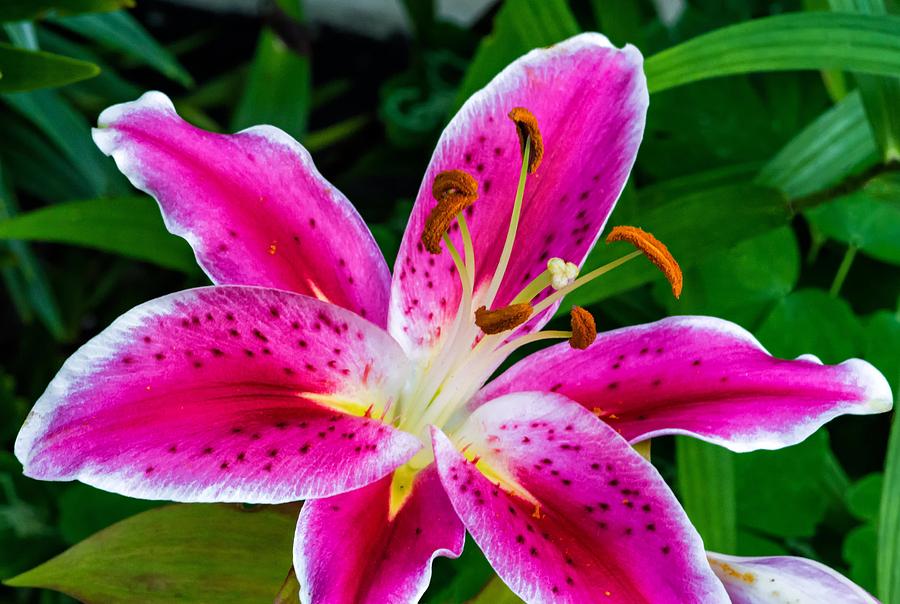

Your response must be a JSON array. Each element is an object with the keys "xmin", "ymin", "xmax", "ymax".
[{"xmin": 15, "ymin": 33, "xmax": 891, "ymax": 603}]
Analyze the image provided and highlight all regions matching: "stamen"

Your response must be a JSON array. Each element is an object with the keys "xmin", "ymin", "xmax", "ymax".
[
  {"xmin": 433, "ymin": 169, "xmax": 478, "ymax": 200},
  {"xmin": 474, "ymin": 303, "xmax": 534, "ymax": 335},
  {"xmin": 606, "ymin": 226, "xmax": 683, "ymax": 298},
  {"xmin": 547, "ymin": 257, "xmax": 579, "ymax": 290},
  {"xmin": 508, "ymin": 107, "xmax": 543, "ymax": 173},
  {"xmin": 569, "ymin": 306, "xmax": 597, "ymax": 350},
  {"xmin": 421, "ymin": 169, "xmax": 479, "ymax": 254}
]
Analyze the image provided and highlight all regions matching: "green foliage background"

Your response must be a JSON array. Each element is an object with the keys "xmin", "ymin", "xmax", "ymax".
[{"xmin": 0, "ymin": 0, "xmax": 899, "ymax": 602}]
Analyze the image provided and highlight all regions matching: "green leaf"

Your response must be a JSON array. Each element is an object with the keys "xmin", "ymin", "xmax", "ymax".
[
  {"xmin": 466, "ymin": 576, "xmax": 523, "ymax": 604},
  {"xmin": 845, "ymin": 523, "xmax": 879, "ymax": 593},
  {"xmin": 231, "ymin": 28, "xmax": 310, "ymax": 140},
  {"xmin": 0, "ymin": 160, "xmax": 66, "ymax": 339},
  {"xmin": 56, "ymin": 11, "xmax": 193, "ymax": 87},
  {"xmin": 676, "ymin": 438, "xmax": 737, "ymax": 552},
  {"xmin": 736, "ymin": 429, "xmax": 846, "ymax": 538},
  {"xmin": 755, "ymin": 288, "xmax": 864, "ymax": 363},
  {"xmin": 828, "ymin": 0, "xmax": 900, "ymax": 160},
  {"xmin": 847, "ymin": 473, "xmax": 884, "ymax": 523},
  {"xmin": 58, "ymin": 484, "xmax": 159, "ymax": 546},
  {"xmin": 645, "ymin": 13, "xmax": 900, "ymax": 94},
  {"xmin": 0, "ymin": 43, "xmax": 99, "ymax": 92},
  {"xmin": 453, "ymin": 0, "xmax": 579, "ymax": 110},
  {"xmin": 0, "ymin": 197, "xmax": 197, "ymax": 273},
  {"xmin": 0, "ymin": 0, "xmax": 132, "ymax": 22},
  {"xmin": 757, "ymin": 90, "xmax": 879, "ymax": 198},
  {"xmin": 3, "ymin": 90, "xmax": 119, "ymax": 197},
  {"xmin": 5, "ymin": 503, "xmax": 297, "ymax": 602},
  {"xmin": 655, "ymin": 226, "xmax": 800, "ymax": 329},
  {"xmin": 805, "ymin": 174, "xmax": 900, "ymax": 265},
  {"xmin": 568, "ymin": 182, "xmax": 789, "ymax": 306},
  {"xmin": 865, "ymin": 311, "xmax": 900, "ymax": 602}
]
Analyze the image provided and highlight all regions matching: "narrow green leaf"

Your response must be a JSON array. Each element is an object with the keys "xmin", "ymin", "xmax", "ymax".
[
  {"xmin": 568, "ymin": 182, "xmax": 789, "ymax": 306},
  {"xmin": 645, "ymin": 13, "xmax": 900, "ymax": 94},
  {"xmin": 676, "ymin": 438, "xmax": 737, "ymax": 552},
  {"xmin": 0, "ymin": 43, "xmax": 98, "ymax": 92},
  {"xmin": 453, "ymin": 0, "xmax": 579, "ymax": 110},
  {"xmin": 864, "ymin": 311, "xmax": 900, "ymax": 602},
  {"xmin": 0, "ymin": 197, "xmax": 197, "ymax": 273},
  {"xmin": 5, "ymin": 503, "xmax": 297, "ymax": 603},
  {"xmin": 3, "ymin": 90, "xmax": 118, "ymax": 196},
  {"xmin": 0, "ymin": 161, "xmax": 65, "ymax": 339},
  {"xmin": 828, "ymin": 0, "xmax": 900, "ymax": 159},
  {"xmin": 0, "ymin": 0, "xmax": 132, "ymax": 22},
  {"xmin": 56, "ymin": 11, "xmax": 193, "ymax": 87},
  {"xmin": 231, "ymin": 28, "xmax": 310, "ymax": 140},
  {"xmin": 757, "ymin": 90, "xmax": 878, "ymax": 198}
]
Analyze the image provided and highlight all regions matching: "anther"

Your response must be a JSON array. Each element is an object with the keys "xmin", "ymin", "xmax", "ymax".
[
  {"xmin": 508, "ymin": 107, "xmax": 543, "ymax": 173},
  {"xmin": 422, "ymin": 170, "xmax": 479, "ymax": 254},
  {"xmin": 569, "ymin": 306, "xmax": 597, "ymax": 350},
  {"xmin": 547, "ymin": 257, "xmax": 578, "ymax": 290},
  {"xmin": 475, "ymin": 303, "xmax": 534, "ymax": 335},
  {"xmin": 606, "ymin": 226, "xmax": 683, "ymax": 298}
]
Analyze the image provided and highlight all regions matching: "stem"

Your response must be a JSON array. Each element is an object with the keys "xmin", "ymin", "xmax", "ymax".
[{"xmin": 829, "ymin": 244, "xmax": 857, "ymax": 297}]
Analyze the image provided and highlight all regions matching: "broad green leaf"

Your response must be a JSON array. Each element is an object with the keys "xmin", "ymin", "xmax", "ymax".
[
  {"xmin": 865, "ymin": 311, "xmax": 900, "ymax": 602},
  {"xmin": 645, "ymin": 13, "xmax": 900, "ymax": 94},
  {"xmin": 828, "ymin": 0, "xmax": 900, "ymax": 159},
  {"xmin": 453, "ymin": 0, "xmax": 578, "ymax": 110},
  {"xmin": 0, "ymin": 43, "xmax": 98, "ymax": 92},
  {"xmin": 0, "ymin": 0, "xmax": 132, "ymax": 21},
  {"xmin": 0, "ymin": 197, "xmax": 197, "ymax": 273},
  {"xmin": 736, "ymin": 429, "xmax": 846, "ymax": 538},
  {"xmin": 568, "ymin": 183, "xmax": 789, "ymax": 306},
  {"xmin": 755, "ymin": 288, "xmax": 864, "ymax": 363},
  {"xmin": 5, "ymin": 503, "xmax": 297, "ymax": 603},
  {"xmin": 655, "ymin": 226, "xmax": 800, "ymax": 329},
  {"xmin": 805, "ymin": 174, "xmax": 900, "ymax": 265},
  {"xmin": 58, "ymin": 484, "xmax": 159, "ymax": 546},
  {"xmin": 676, "ymin": 438, "xmax": 737, "ymax": 552},
  {"xmin": 231, "ymin": 28, "xmax": 310, "ymax": 140},
  {"xmin": 757, "ymin": 90, "xmax": 879, "ymax": 198},
  {"xmin": 844, "ymin": 523, "xmax": 879, "ymax": 594},
  {"xmin": 56, "ymin": 11, "xmax": 193, "ymax": 87},
  {"xmin": 847, "ymin": 473, "xmax": 884, "ymax": 523}
]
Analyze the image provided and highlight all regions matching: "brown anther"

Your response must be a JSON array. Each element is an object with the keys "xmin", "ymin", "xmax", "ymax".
[
  {"xmin": 606, "ymin": 226, "xmax": 683, "ymax": 299},
  {"xmin": 474, "ymin": 303, "xmax": 534, "ymax": 335},
  {"xmin": 569, "ymin": 306, "xmax": 597, "ymax": 350},
  {"xmin": 508, "ymin": 107, "xmax": 543, "ymax": 173},
  {"xmin": 432, "ymin": 169, "xmax": 478, "ymax": 201},
  {"xmin": 421, "ymin": 169, "xmax": 479, "ymax": 254}
]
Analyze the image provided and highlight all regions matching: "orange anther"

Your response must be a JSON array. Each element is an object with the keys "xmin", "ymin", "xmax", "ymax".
[{"xmin": 606, "ymin": 226, "xmax": 683, "ymax": 298}]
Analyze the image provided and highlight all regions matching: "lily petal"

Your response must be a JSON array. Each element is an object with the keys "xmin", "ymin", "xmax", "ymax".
[
  {"xmin": 707, "ymin": 552, "xmax": 879, "ymax": 604},
  {"xmin": 294, "ymin": 464, "xmax": 464, "ymax": 603},
  {"xmin": 432, "ymin": 392, "xmax": 729, "ymax": 603},
  {"xmin": 474, "ymin": 316, "xmax": 892, "ymax": 452},
  {"xmin": 390, "ymin": 33, "xmax": 648, "ymax": 355},
  {"xmin": 15, "ymin": 286, "xmax": 419, "ymax": 503},
  {"xmin": 93, "ymin": 91, "xmax": 390, "ymax": 325}
]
